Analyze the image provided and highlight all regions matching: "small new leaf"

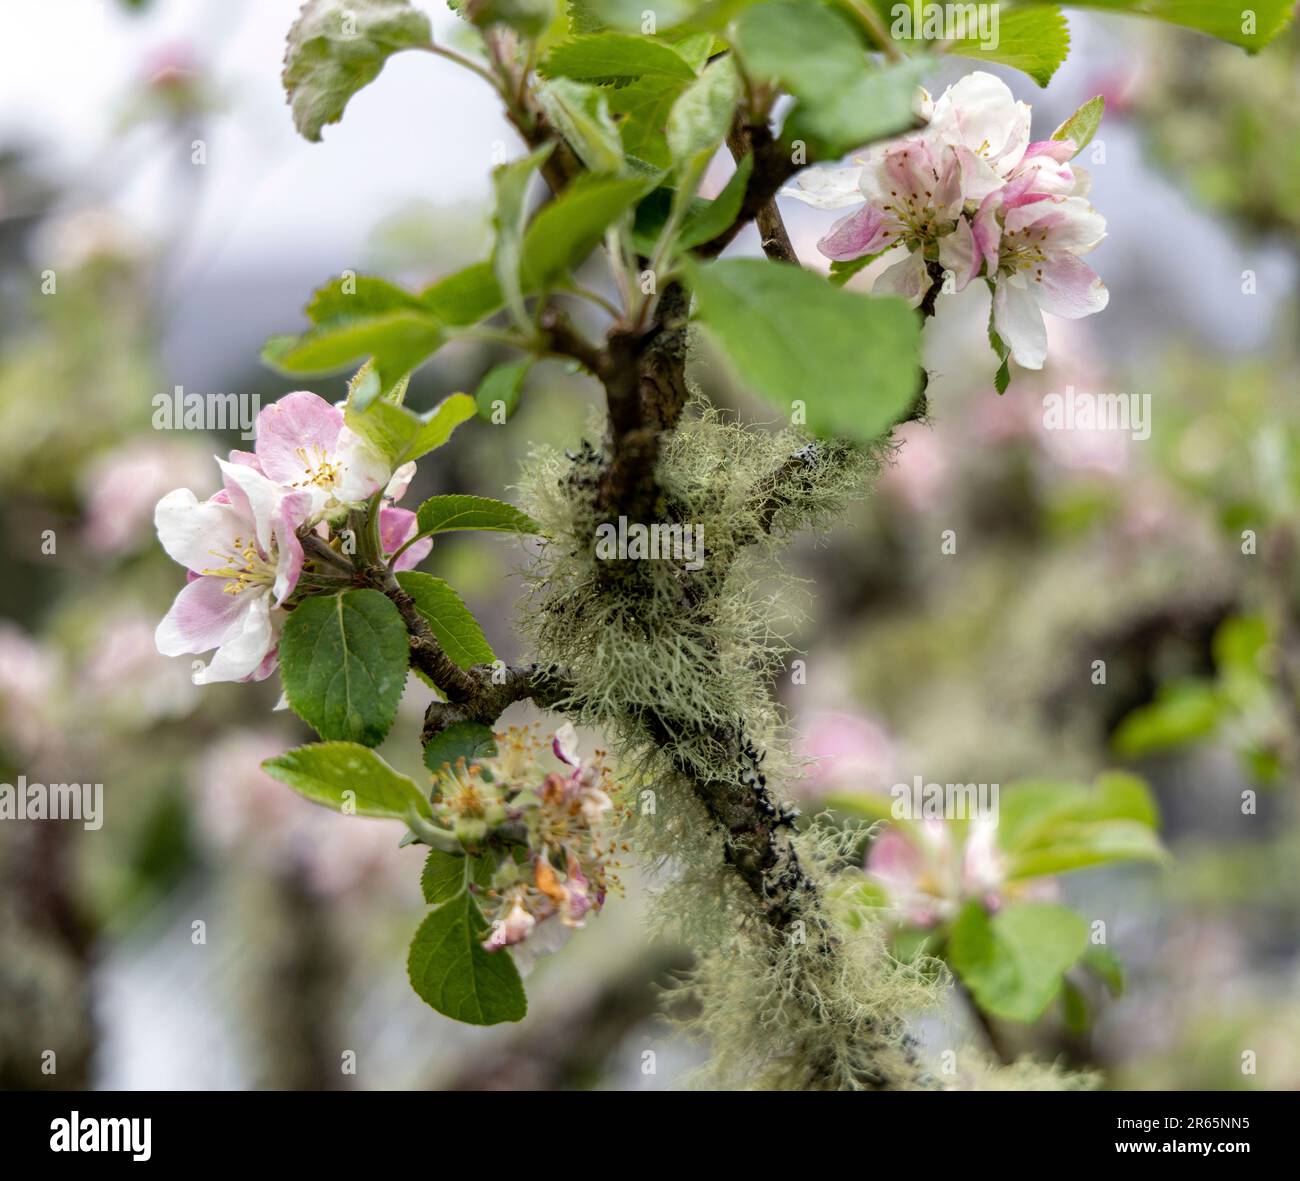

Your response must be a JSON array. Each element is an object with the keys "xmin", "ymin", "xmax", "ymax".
[{"xmin": 1051, "ymin": 95, "xmax": 1104, "ymax": 156}]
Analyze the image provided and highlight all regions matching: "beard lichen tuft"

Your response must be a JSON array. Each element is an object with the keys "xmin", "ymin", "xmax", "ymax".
[{"xmin": 514, "ymin": 402, "xmax": 1083, "ymax": 1090}]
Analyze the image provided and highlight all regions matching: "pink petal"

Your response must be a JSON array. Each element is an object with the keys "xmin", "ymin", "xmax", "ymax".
[
  {"xmin": 552, "ymin": 721, "xmax": 581, "ymax": 768},
  {"xmin": 253, "ymin": 391, "xmax": 343, "ymax": 486},
  {"xmin": 817, "ymin": 205, "xmax": 892, "ymax": 262},
  {"xmin": 155, "ymin": 488, "xmax": 245, "ymax": 575},
  {"xmin": 938, "ymin": 217, "xmax": 980, "ymax": 291},
  {"xmin": 866, "ymin": 826, "xmax": 924, "ymax": 891},
  {"xmin": 155, "ymin": 576, "xmax": 254, "ymax": 655},
  {"xmin": 1022, "ymin": 139, "xmax": 1076, "ymax": 163},
  {"xmin": 872, "ymin": 249, "xmax": 927, "ymax": 306},
  {"xmin": 1034, "ymin": 254, "xmax": 1109, "ymax": 319},
  {"xmin": 379, "ymin": 505, "xmax": 431, "ymax": 571}
]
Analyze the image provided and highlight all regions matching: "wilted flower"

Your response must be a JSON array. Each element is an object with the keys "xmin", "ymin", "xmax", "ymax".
[{"xmin": 426, "ymin": 723, "xmax": 622, "ymax": 957}]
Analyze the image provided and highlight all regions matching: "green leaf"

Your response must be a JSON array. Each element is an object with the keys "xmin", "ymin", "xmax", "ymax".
[
  {"xmin": 420, "ymin": 848, "xmax": 468, "ymax": 904},
  {"xmin": 493, "ymin": 144, "xmax": 556, "ymax": 329},
  {"xmin": 535, "ymin": 78, "xmax": 625, "ymax": 173},
  {"xmin": 1082, "ymin": 945, "xmax": 1125, "ymax": 997},
  {"xmin": 415, "ymin": 493, "xmax": 540, "ymax": 537},
  {"xmin": 734, "ymin": 0, "xmax": 924, "ymax": 155},
  {"xmin": 407, "ymin": 892, "xmax": 528, "ymax": 1024},
  {"xmin": 421, "ymin": 848, "xmax": 495, "ymax": 903},
  {"xmin": 1045, "ymin": 0, "xmax": 1295, "ymax": 52},
  {"xmin": 263, "ymin": 304, "xmax": 444, "ymax": 400},
  {"xmin": 828, "ymin": 248, "xmax": 887, "ymax": 288},
  {"xmin": 344, "ymin": 390, "xmax": 477, "ymax": 467},
  {"xmin": 520, "ymin": 173, "xmax": 652, "ymax": 289},
  {"xmin": 666, "ymin": 53, "xmax": 740, "ymax": 165},
  {"xmin": 475, "ymin": 358, "xmax": 531, "ymax": 421},
  {"xmin": 676, "ymin": 152, "xmax": 753, "ymax": 250},
  {"xmin": 279, "ymin": 589, "xmax": 409, "ymax": 746},
  {"xmin": 784, "ymin": 58, "xmax": 928, "ymax": 157},
  {"xmin": 1112, "ymin": 679, "xmax": 1223, "ymax": 757},
  {"xmin": 1052, "ymin": 94, "xmax": 1104, "ymax": 156},
  {"xmin": 733, "ymin": 0, "xmax": 866, "ymax": 103},
  {"xmin": 541, "ymin": 32, "xmax": 697, "ymax": 81},
  {"xmin": 997, "ymin": 771, "xmax": 1166, "ymax": 880},
  {"xmin": 423, "ymin": 720, "xmax": 499, "ymax": 776},
  {"xmin": 283, "ymin": 0, "xmax": 433, "ymax": 142},
  {"xmin": 945, "ymin": 6, "xmax": 1071, "ymax": 88},
  {"xmin": 263, "ymin": 741, "xmax": 432, "ymax": 820},
  {"xmin": 948, "ymin": 901, "xmax": 1089, "ymax": 1024},
  {"xmin": 419, "ymin": 261, "xmax": 505, "ymax": 326},
  {"xmin": 467, "ymin": 0, "xmax": 553, "ymax": 36},
  {"xmin": 686, "ymin": 257, "xmax": 921, "ymax": 443},
  {"xmin": 609, "ymin": 75, "xmax": 689, "ymax": 168},
  {"xmin": 395, "ymin": 571, "xmax": 496, "ymax": 669}
]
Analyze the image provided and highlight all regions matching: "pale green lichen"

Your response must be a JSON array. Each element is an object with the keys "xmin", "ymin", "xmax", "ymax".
[{"xmin": 513, "ymin": 402, "xmax": 1086, "ymax": 1091}]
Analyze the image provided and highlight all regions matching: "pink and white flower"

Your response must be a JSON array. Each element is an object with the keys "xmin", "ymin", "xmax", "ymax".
[
  {"xmin": 154, "ymin": 461, "xmax": 310, "ymax": 684},
  {"xmin": 974, "ymin": 189, "xmax": 1108, "ymax": 370},
  {"xmin": 783, "ymin": 70, "xmax": 1109, "ymax": 374},
  {"xmin": 785, "ymin": 133, "xmax": 979, "ymax": 303},
  {"xmin": 926, "ymin": 71, "xmax": 1032, "ymax": 202},
  {"xmin": 246, "ymin": 390, "xmax": 396, "ymax": 521}
]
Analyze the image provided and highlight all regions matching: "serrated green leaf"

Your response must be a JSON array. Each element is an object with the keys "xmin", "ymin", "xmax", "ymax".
[
  {"xmin": 945, "ymin": 6, "xmax": 1070, "ymax": 88},
  {"xmin": 395, "ymin": 571, "xmax": 496, "ymax": 669},
  {"xmin": 283, "ymin": 0, "xmax": 433, "ymax": 142},
  {"xmin": 407, "ymin": 892, "xmax": 527, "ymax": 1024},
  {"xmin": 414, "ymin": 493, "xmax": 540, "ymax": 537},
  {"xmin": 520, "ymin": 173, "xmax": 652, "ymax": 289},
  {"xmin": 279, "ymin": 589, "xmax": 410, "ymax": 746},
  {"xmin": 1052, "ymin": 94, "xmax": 1104, "ymax": 156},
  {"xmin": 420, "ymin": 848, "xmax": 468, "ymax": 904},
  {"xmin": 686, "ymin": 257, "xmax": 921, "ymax": 443},
  {"xmin": 263, "ymin": 740, "xmax": 432, "ymax": 820},
  {"xmin": 535, "ymin": 77, "xmax": 625, "ymax": 173},
  {"xmin": 542, "ymin": 32, "xmax": 697, "ymax": 81},
  {"xmin": 423, "ymin": 720, "xmax": 500, "ymax": 776},
  {"xmin": 997, "ymin": 771, "xmax": 1166, "ymax": 880},
  {"xmin": 949, "ymin": 901, "xmax": 1089, "ymax": 1024},
  {"xmin": 344, "ymin": 391, "xmax": 477, "ymax": 467}
]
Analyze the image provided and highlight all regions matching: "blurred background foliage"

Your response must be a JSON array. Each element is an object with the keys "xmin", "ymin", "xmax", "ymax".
[{"xmin": 0, "ymin": 2, "xmax": 1296, "ymax": 1089}]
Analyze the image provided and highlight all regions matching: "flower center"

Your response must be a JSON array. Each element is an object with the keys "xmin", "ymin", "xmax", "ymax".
[
  {"xmin": 201, "ymin": 535, "xmax": 277, "ymax": 595},
  {"xmin": 292, "ymin": 444, "xmax": 341, "ymax": 490},
  {"xmin": 998, "ymin": 224, "xmax": 1051, "ymax": 280}
]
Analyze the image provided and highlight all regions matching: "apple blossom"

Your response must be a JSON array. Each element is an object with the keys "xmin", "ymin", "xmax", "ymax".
[
  {"xmin": 784, "ymin": 70, "xmax": 1109, "ymax": 373},
  {"xmin": 154, "ymin": 461, "xmax": 310, "ymax": 685},
  {"xmin": 245, "ymin": 389, "xmax": 396, "ymax": 521},
  {"xmin": 866, "ymin": 818, "xmax": 1056, "ymax": 927}
]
